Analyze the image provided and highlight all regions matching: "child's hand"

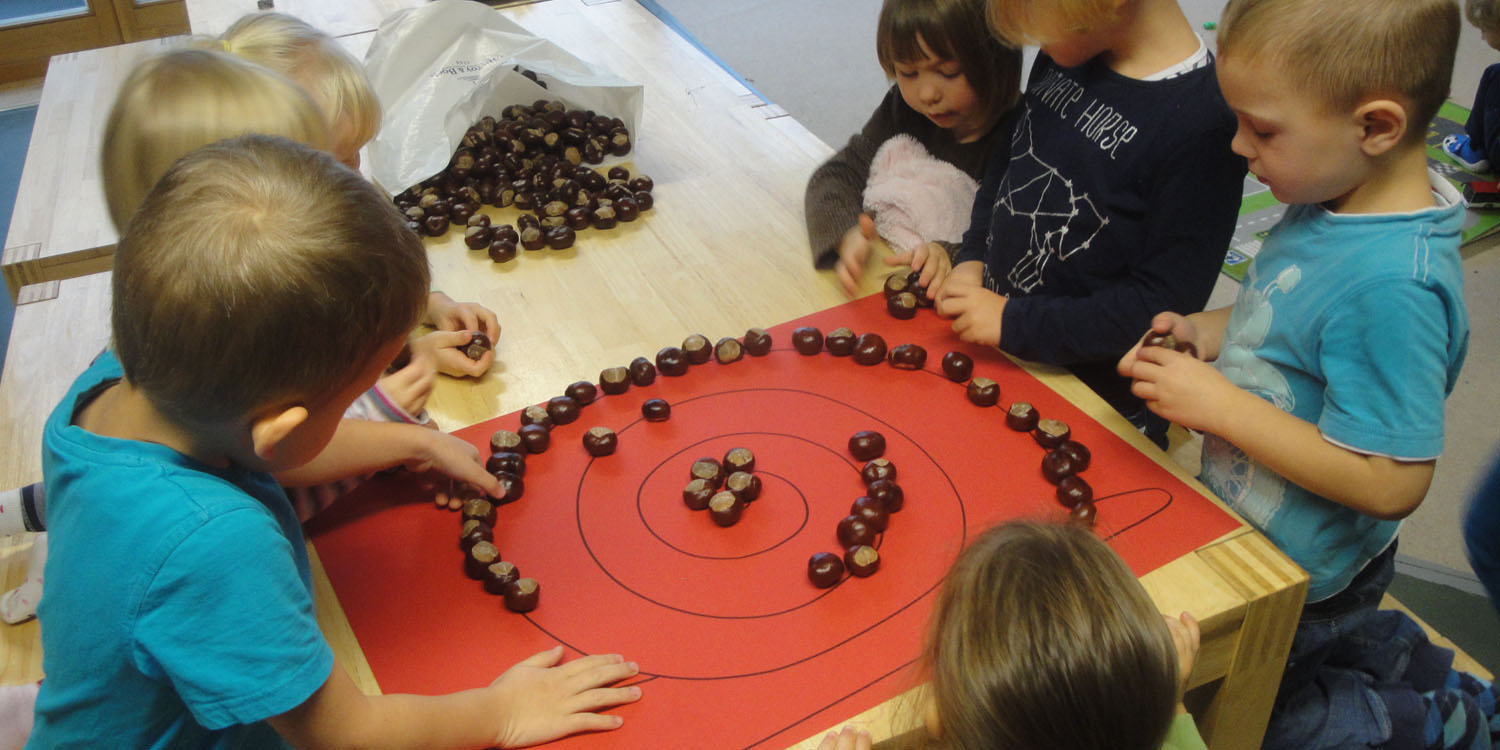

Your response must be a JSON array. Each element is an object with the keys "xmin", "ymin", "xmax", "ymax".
[
  {"xmin": 815, "ymin": 726, "xmax": 873, "ymax": 750},
  {"xmin": 376, "ymin": 349, "xmax": 436, "ymax": 416},
  {"xmin": 935, "ymin": 277, "xmax": 1006, "ymax": 347},
  {"xmin": 1117, "ymin": 313, "xmax": 1201, "ymax": 376},
  {"xmin": 426, "ymin": 291, "xmax": 502, "ymax": 342},
  {"xmin": 1123, "ymin": 345, "xmax": 1233, "ymax": 433},
  {"xmin": 834, "ymin": 214, "xmax": 878, "ymax": 296},
  {"xmin": 886, "ymin": 241, "xmax": 951, "ymax": 300},
  {"xmin": 1164, "ymin": 612, "xmax": 1200, "ymax": 707},
  {"xmin": 403, "ymin": 428, "xmax": 501, "ymax": 509},
  {"xmin": 413, "ymin": 329, "xmax": 493, "ymax": 378},
  {"xmin": 487, "ymin": 645, "xmax": 642, "ymax": 747},
  {"xmin": 931, "ymin": 259, "xmax": 981, "ymax": 301}
]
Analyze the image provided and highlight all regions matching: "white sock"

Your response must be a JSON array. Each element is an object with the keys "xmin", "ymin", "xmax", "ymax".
[
  {"xmin": 0, "ymin": 488, "xmax": 27, "ymax": 535},
  {"xmin": 0, "ymin": 681, "xmax": 38, "ymax": 750},
  {"xmin": 1, "ymin": 533, "xmax": 46, "ymax": 625}
]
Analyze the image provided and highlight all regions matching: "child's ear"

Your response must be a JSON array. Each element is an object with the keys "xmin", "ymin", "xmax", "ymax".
[
  {"xmin": 1354, "ymin": 99, "xmax": 1408, "ymax": 156},
  {"xmin": 249, "ymin": 404, "xmax": 310, "ymax": 464}
]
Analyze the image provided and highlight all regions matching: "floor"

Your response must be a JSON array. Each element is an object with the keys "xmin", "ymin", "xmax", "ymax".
[{"xmin": 644, "ymin": 0, "xmax": 1500, "ymax": 674}]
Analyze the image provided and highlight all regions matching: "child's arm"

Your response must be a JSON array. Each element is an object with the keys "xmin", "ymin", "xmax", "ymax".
[
  {"xmin": 268, "ymin": 648, "xmax": 641, "ymax": 749},
  {"xmin": 1126, "ymin": 345, "xmax": 1434, "ymax": 520},
  {"xmin": 423, "ymin": 293, "xmax": 501, "ymax": 377},
  {"xmin": 274, "ymin": 419, "xmax": 501, "ymax": 499},
  {"xmin": 1116, "ymin": 308, "xmax": 1232, "ymax": 375}
]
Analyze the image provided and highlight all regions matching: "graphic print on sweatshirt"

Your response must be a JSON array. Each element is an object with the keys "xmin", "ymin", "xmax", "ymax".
[{"xmin": 989, "ymin": 109, "xmax": 1108, "ymax": 293}]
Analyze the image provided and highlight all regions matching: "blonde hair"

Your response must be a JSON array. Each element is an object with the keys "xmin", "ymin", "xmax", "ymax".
[
  {"xmin": 985, "ymin": 0, "xmax": 1122, "ymax": 47},
  {"xmin": 876, "ymin": 0, "xmax": 1023, "ymax": 126},
  {"xmin": 912, "ymin": 521, "xmax": 1178, "ymax": 750},
  {"xmin": 1219, "ymin": 0, "xmax": 1459, "ymax": 145},
  {"xmin": 221, "ymin": 12, "xmax": 381, "ymax": 163},
  {"xmin": 101, "ymin": 48, "xmax": 331, "ymax": 231},
  {"xmin": 113, "ymin": 135, "xmax": 429, "ymax": 429},
  {"xmin": 1468, "ymin": 0, "xmax": 1500, "ymax": 31}
]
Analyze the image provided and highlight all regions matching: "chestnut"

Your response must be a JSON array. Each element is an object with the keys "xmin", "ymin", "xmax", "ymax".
[
  {"xmin": 1041, "ymin": 449, "xmax": 1080, "ymax": 485},
  {"xmin": 465, "ymin": 540, "xmax": 500, "ymax": 579},
  {"xmin": 582, "ymin": 426, "xmax": 618, "ymax": 457},
  {"xmin": 485, "ymin": 451, "xmax": 526, "ymax": 477},
  {"xmin": 632, "ymin": 190, "xmax": 654, "ymax": 211},
  {"xmin": 516, "ymin": 214, "xmax": 541, "ymax": 231},
  {"xmin": 723, "ymin": 447, "xmax": 756, "ymax": 474},
  {"xmin": 488, "ymin": 239, "xmax": 518, "ymax": 263},
  {"xmin": 520, "ymin": 226, "xmax": 545, "ymax": 251},
  {"xmin": 836, "ymin": 515, "xmax": 877, "ymax": 548},
  {"xmin": 564, "ymin": 206, "xmax": 591, "ymax": 230},
  {"xmin": 490, "ymin": 429, "xmax": 523, "ymax": 453},
  {"xmin": 629, "ymin": 356, "xmax": 657, "ymax": 385},
  {"xmin": 851, "ymin": 332, "xmax": 887, "ymax": 366},
  {"xmin": 844, "ymin": 545, "xmax": 880, "ymax": 577},
  {"xmin": 546, "ymin": 395, "xmax": 580, "ymax": 425},
  {"xmin": 564, "ymin": 381, "xmax": 597, "ymax": 406},
  {"xmin": 868, "ymin": 479, "xmax": 904, "ymax": 513},
  {"xmin": 461, "ymin": 519, "xmax": 493, "ymax": 551},
  {"xmin": 791, "ymin": 326, "xmax": 823, "ymax": 355},
  {"xmin": 519, "ymin": 423, "xmax": 551, "ymax": 454},
  {"xmin": 708, "ymin": 491, "xmax": 743, "ymax": 527},
  {"xmin": 467, "ymin": 213, "xmax": 491, "ymax": 228},
  {"xmin": 656, "ymin": 346, "xmax": 689, "ymax": 376},
  {"xmin": 887, "ymin": 292, "xmax": 918, "ymax": 320},
  {"xmin": 1056, "ymin": 475, "xmax": 1093, "ymax": 508},
  {"xmin": 848, "ymin": 430, "xmax": 886, "ymax": 461},
  {"xmin": 629, "ymin": 175, "xmax": 653, "ymax": 192},
  {"xmin": 724, "ymin": 471, "xmax": 761, "ymax": 502},
  {"xmin": 544, "ymin": 225, "xmax": 576, "ymax": 249},
  {"xmin": 888, "ymin": 343, "xmax": 927, "ymax": 370},
  {"xmin": 1068, "ymin": 500, "xmax": 1098, "ymax": 527},
  {"xmin": 850, "ymin": 495, "xmax": 889, "ymax": 532},
  {"xmin": 690, "ymin": 457, "xmax": 725, "ymax": 488},
  {"xmin": 502, "ymin": 578, "xmax": 540, "ymax": 613},
  {"xmin": 615, "ymin": 197, "xmax": 639, "ymax": 222},
  {"xmin": 1058, "ymin": 441, "xmax": 1091, "ymax": 472},
  {"xmin": 422, "ymin": 214, "xmax": 449, "ymax": 236},
  {"xmin": 743, "ymin": 328, "xmax": 772, "ymax": 356},
  {"xmin": 861, "ymin": 458, "xmax": 896, "ymax": 486},
  {"xmin": 464, "ymin": 225, "xmax": 493, "ymax": 249},
  {"xmin": 590, "ymin": 205, "xmax": 617, "ymax": 229},
  {"xmin": 492, "ymin": 224, "xmax": 519, "ymax": 244},
  {"xmin": 808, "ymin": 552, "xmax": 844, "ymax": 588},
  {"xmin": 825, "ymin": 327, "xmax": 856, "ymax": 356},
  {"xmin": 599, "ymin": 367, "xmax": 630, "ymax": 395},
  {"xmin": 941, "ymin": 351, "xmax": 973, "ymax": 382},
  {"xmin": 482, "ymin": 561, "xmax": 520, "ymax": 595},
  {"xmin": 905, "ymin": 270, "xmax": 933, "ymax": 306},
  {"xmin": 683, "ymin": 478, "xmax": 716, "ymax": 510},
  {"xmin": 461, "ymin": 498, "xmax": 497, "ymax": 527},
  {"xmin": 607, "ymin": 165, "xmax": 630, "ymax": 181},
  {"xmin": 641, "ymin": 398, "xmax": 671, "ymax": 421},
  {"xmin": 883, "ymin": 271, "xmax": 911, "ymax": 299},
  {"xmin": 493, "ymin": 470, "xmax": 525, "ymax": 505},
  {"xmin": 964, "ymin": 377, "xmax": 998, "ymax": 407},
  {"xmin": 714, "ymin": 337, "xmax": 743, "ymax": 364},
  {"xmin": 1005, "ymin": 402, "xmax": 1039, "ymax": 432},
  {"xmin": 681, "ymin": 334, "xmax": 712, "ymax": 364},
  {"xmin": 1033, "ymin": 419, "xmax": 1072, "ymax": 450},
  {"xmin": 465, "ymin": 331, "xmax": 492, "ymax": 361}
]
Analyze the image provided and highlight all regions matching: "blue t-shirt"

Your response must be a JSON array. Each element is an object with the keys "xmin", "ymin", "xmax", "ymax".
[
  {"xmin": 1199, "ymin": 173, "xmax": 1469, "ymax": 603},
  {"xmin": 29, "ymin": 352, "xmax": 334, "ymax": 749}
]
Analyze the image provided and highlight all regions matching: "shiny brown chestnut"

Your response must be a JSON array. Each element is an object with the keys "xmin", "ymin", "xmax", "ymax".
[
  {"xmin": 582, "ymin": 426, "xmax": 618, "ymax": 457},
  {"xmin": 836, "ymin": 515, "xmax": 877, "ymax": 548},
  {"xmin": 844, "ymin": 545, "xmax": 881, "ymax": 577},
  {"xmin": 1056, "ymin": 475, "xmax": 1093, "ymax": 508},
  {"xmin": 615, "ymin": 197, "xmax": 639, "ymax": 222},
  {"xmin": 632, "ymin": 190, "xmax": 654, "ymax": 211},
  {"xmin": 883, "ymin": 271, "xmax": 911, "ymax": 299},
  {"xmin": 516, "ymin": 213, "xmax": 541, "ymax": 231},
  {"xmin": 502, "ymin": 578, "xmax": 540, "ymax": 612},
  {"xmin": 848, "ymin": 430, "xmax": 886, "ymax": 461},
  {"xmin": 607, "ymin": 165, "xmax": 630, "ymax": 181},
  {"xmin": 1068, "ymin": 500, "xmax": 1098, "ymax": 527},
  {"xmin": 564, "ymin": 381, "xmax": 597, "ymax": 406},
  {"xmin": 520, "ymin": 404, "xmax": 552, "ymax": 429},
  {"xmin": 485, "ymin": 451, "xmax": 526, "ymax": 477},
  {"xmin": 629, "ymin": 356, "xmax": 657, "ymax": 385},
  {"xmin": 941, "ymin": 351, "xmax": 973, "ymax": 382},
  {"xmin": 683, "ymin": 478, "xmax": 716, "ymax": 510},
  {"xmin": 808, "ymin": 552, "xmax": 845, "ymax": 588},
  {"xmin": 465, "ymin": 331, "xmax": 492, "ymax": 361},
  {"xmin": 905, "ymin": 270, "xmax": 933, "ymax": 307},
  {"xmin": 725, "ymin": 471, "xmax": 761, "ymax": 502},
  {"xmin": 546, "ymin": 395, "xmax": 580, "ymax": 425},
  {"xmin": 544, "ymin": 225, "xmax": 576, "ymax": 249},
  {"xmin": 1033, "ymin": 419, "xmax": 1072, "ymax": 450},
  {"xmin": 493, "ymin": 471, "xmax": 525, "ymax": 505},
  {"xmin": 422, "ymin": 214, "xmax": 449, "ymax": 236},
  {"xmin": 461, "ymin": 498, "xmax": 497, "ymax": 527},
  {"xmin": 1041, "ymin": 449, "xmax": 1080, "ymax": 485},
  {"xmin": 861, "ymin": 458, "xmax": 896, "ymax": 486},
  {"xmin": 723, "ymin": 447, "xmax": 755, "ymax": 474},
  {"xmin": 887, "ymin": 292, "xmax": 918, "ymax": 320},
  {"xmin": 714, "ymin": 337, "xmax": 743, "ymax": 364},
  {"xmin": 791, "ymin": 326, "xmax": 823, "ymax": 355},
  {"xmin": 564, "ymin": 206, "xmax": 591, "ymax": 230},
  {"xmin": 519, "ymin": 226, "xmax": 545, "ymax": 251},
  {"xmin": 888, "ymin": 343, "xmax": 927, "ymax": 370},
  {"xmin": 1006, "ymin": 402, "xmax": 1039, "ymax": 432},
  {"xmin": 1057, "ymin": 441, "xmax": 1091, "ymax": 472},
  {"xmin": 519, "ymin": 423, "xmax": 551, "ymax": 453},
  {"xmin": 851, "ymin": 332, "xmax": 887, "ymax": 366},
  {"xmin": 966, "ymin": 377, "xmax": 1000, "ymax": 407},
  {"xmin": 743, "ymin": 328, "xmax": 772, "ymax": 356},
  {"xmin": 465, "ymin": 540, "xmax": 501, "ymax": 580},
  {"xmin": 690, "ymin": 457, "xmax": 725, "ymax": 488},
  {"xmin": 590, "ymin": 205, "xmax": 617, "ymax": 229},
  {"xmin": 467, "ymin": 213, "xmax": 491, "ymax": 228},
  {"xmin": 492, "ymin": 224, "xmax": 519, "ymax": 244},
  {"xmin": 681, "ymin": 334, "xmax": 712, "ymax": 364},
  {"xmin": 656, "ymin": 346, "xmax": 689, "ymax": 376},
  {"xmin": 825, "ymin": 327, "xmax": 856, "ymax": 356},
  {"xmin": 629, "ymin": 175, "xmax": 654, "ymax": 192},
  {"xmin": 641, "ymin": 398, "xmax": 671, "ymax": 422},
  {"xmin": 850, "ymin": 495, "xmax": 889, "ymax": 532},
  {"xmin": 482, "ymin": 561, "xmax": 520, "ymax": 595},
  {"xmin": 464, "ymin": 225, "xmax": 493, "ymax": 249},
  {"xmin": 599, "ymin": 367, "xmax": 630, "ymax": 395},
  {"xmin": 461, "ymin": 519, "xmax": 493, "ymax": 551},
  {"xmin": 490, "ymin": 429, "xmax": 523, "ymax": 453},
  {"xmin": 868, "ymin": 479, "xmax": 904, "ymax": 513},
  {"xmin": 708, "ymin": 492, "xmax": 743, "ymax": 527},
  {"xmin": 488, "ymin": 239, "xmax": 518, "ymax": 263}
]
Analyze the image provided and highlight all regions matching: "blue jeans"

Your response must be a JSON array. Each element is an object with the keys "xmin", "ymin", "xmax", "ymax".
[
  {"xmin": 1467, "ymin": 63, "xmax": 1500, "ymax": 161},
  {"xmin": 1262, "ymin": 544, "xmax": 1461, "ymax": 749},
  {"xmin": 1463, "ymin": 449, "xmax": 1500, "ymax": 616}
]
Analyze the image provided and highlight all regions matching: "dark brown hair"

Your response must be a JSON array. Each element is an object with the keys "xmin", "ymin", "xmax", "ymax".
[
  {"xmin": 912, "ymin": 521, "xmax": 1178, "ymax": 750},
  {"xmin": 112, "ymin": 134, "xmax": 429, "ymax": 428},
  {"xmin": 876, "ymin": 0, "xmax": 1022, "ymax": 128}
]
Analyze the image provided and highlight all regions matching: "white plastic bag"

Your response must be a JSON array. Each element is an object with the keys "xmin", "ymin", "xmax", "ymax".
[{"xmin": 364, "ymin": 0, "xmax": 645, "ymax": 193}]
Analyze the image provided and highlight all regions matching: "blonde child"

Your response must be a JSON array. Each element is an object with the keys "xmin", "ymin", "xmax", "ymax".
[
  {"xmin": 219, "ymin": 11, "xmax": 501, "ymax": 381},
  {"xmin": 930, "ymin": 0, "xmax": 1245, "ymax": 449},
  {"xmin": 1441, "ymin": 0, "xmax": 1500, "ymax": 172},
  {"xmin": 1120, "ymin": 1, "xmax": 1500, "ymax": 746},
  {"xmin": 817, "ymin": 521, "xmax": 1207, "ymax": 750},
  {"xmin": 805, "ymin": 0, "xmax": 1021, "ymax": 295},
  {"xmin": 29, "ymin": 134, "xmax": 640, "ymax": 747}
]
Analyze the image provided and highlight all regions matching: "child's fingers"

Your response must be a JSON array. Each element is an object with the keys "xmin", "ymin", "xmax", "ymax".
[
  {"xmin": 857, "ymin": 213, "xmax": 877, "ymax": 239},
  {"xmin": 518, "ymin": 645, "xmax": 567, "ymax": 670},
  {"xmin": 567, "ymin": 684, "xmax": 643, "ymax": 715}
]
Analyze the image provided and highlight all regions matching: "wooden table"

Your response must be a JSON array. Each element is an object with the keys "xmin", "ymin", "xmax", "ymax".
[{"xmin": 0, "ymin": 2, "xmax": 1307, "ymax": 748}]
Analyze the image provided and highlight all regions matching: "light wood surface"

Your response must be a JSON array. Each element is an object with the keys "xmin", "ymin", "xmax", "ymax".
[{"xmin": 0, "ymin": 2, "xmax": 1307, "ymax": 749}]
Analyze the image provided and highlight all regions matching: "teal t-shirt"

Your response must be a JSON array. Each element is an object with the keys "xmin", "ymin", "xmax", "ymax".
[{"xmin": 29, "ymin": 351, "xmax": 334, "ymax": 749}]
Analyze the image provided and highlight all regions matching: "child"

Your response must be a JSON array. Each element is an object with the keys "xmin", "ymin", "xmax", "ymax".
[
  {"xmin": 1119, "ymin": 1, "xmax": 1500, "ymax": 746},
  {"xmin": 1442, "ymin": 0, "xmax": 1500, "ymax": 173},
  {"xmin": 816, "ymin": 521, "xmax": 1207, "ymax": 750},
  {"xmin": 29, "ymin": 134, "xmax": 642, "ymax": 748},
  {"xmin": 804, "ymin": 0, "xmax": 1021, "ymax": 295},
  {"xmin": 933, "ymin": 0, "xmax": 1245, "ymax": 449}
]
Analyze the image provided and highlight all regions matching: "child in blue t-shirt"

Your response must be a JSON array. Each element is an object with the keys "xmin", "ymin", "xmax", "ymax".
[
  {"xmin": 927, "ymin": 0, "xmax": 1245, "ymax": 448},
  {"xmin": 1120, "ymin": 1, "xmax": 1499, "ymax": 747},
  {"xmin": 29, "ymin": 136, "xmax": 640, "ymax": 749}
]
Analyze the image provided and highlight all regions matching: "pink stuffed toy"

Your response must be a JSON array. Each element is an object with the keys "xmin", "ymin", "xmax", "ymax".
[{"xmin": 861, "ymin": 134, "xmax": 979, "ymax": 256}]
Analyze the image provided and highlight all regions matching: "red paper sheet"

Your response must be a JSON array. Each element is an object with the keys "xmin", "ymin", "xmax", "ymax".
[{"xmin": 307, "ymin": 293, "xmax": 1241, "ymax": 748}]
